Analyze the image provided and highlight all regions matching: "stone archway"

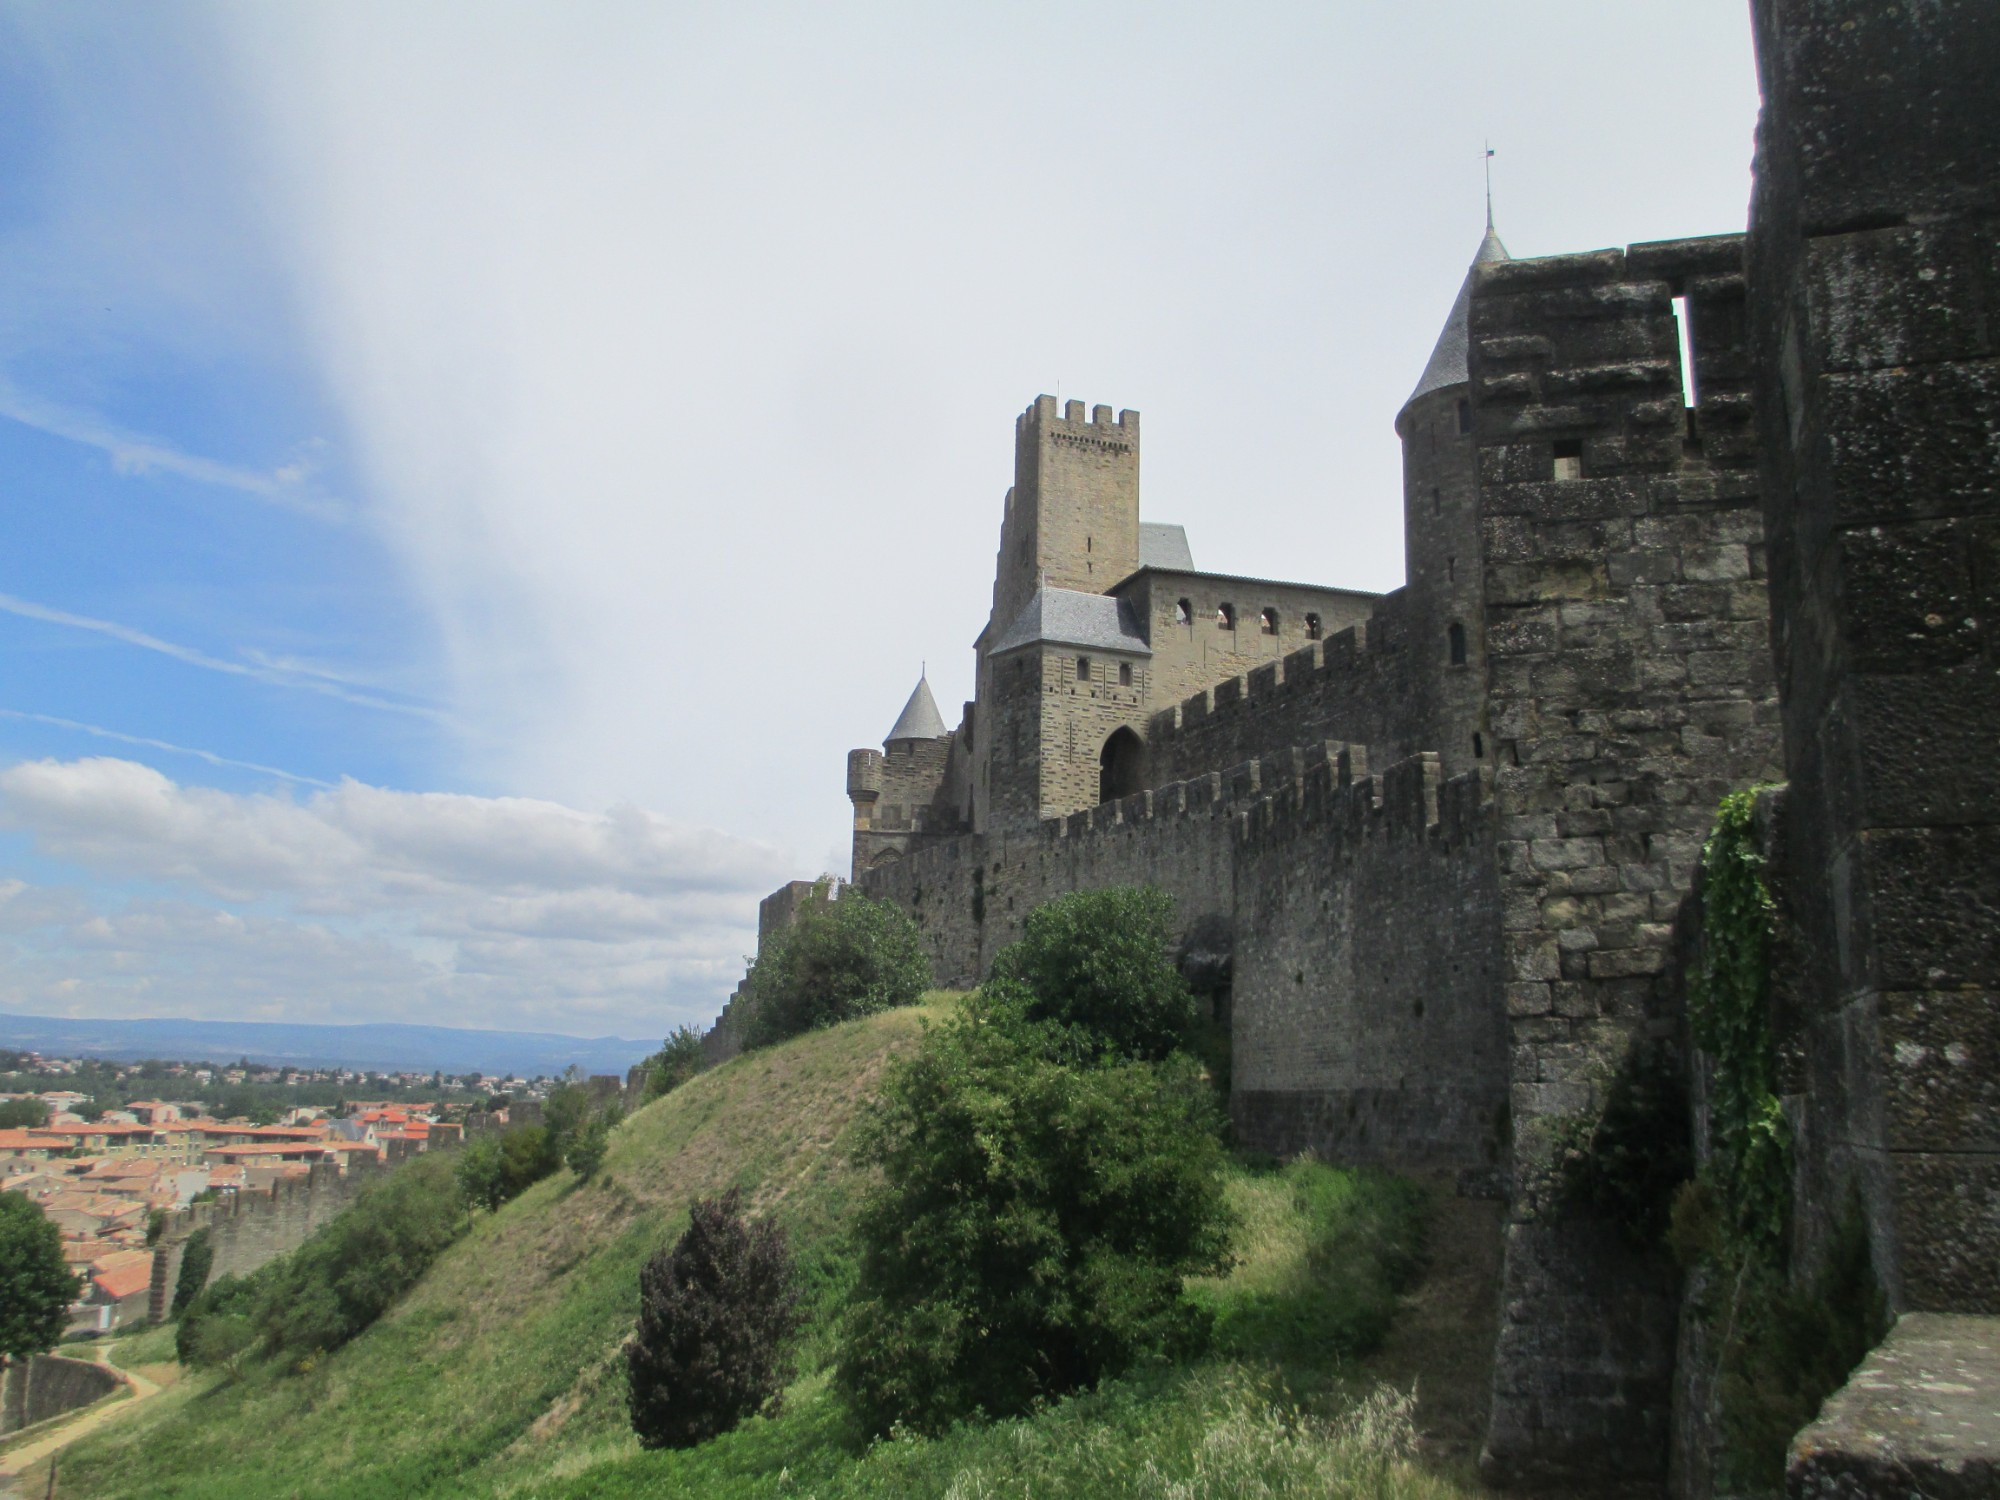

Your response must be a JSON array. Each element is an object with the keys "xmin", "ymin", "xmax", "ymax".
[{"xmin": 1098, "ymin": 727, "xmax": 1144, "ymax": 805}]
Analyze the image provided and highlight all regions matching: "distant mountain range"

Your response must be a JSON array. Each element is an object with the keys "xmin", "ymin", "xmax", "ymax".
[{"xmin": 0, "ymin": 1012, "xmax": 667, "ymax": 1079}]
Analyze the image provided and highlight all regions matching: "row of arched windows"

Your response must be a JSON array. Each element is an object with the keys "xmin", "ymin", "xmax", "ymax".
[{"xmin": 1172, "ymin": 599, "xmax": 1324, "ymax": 641}]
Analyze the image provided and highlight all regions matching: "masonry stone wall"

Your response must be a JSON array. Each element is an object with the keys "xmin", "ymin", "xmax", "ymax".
[
  {"xmin": 1144, "ymin": 616, "xmax": 1419, "ymax": 789},
  {"xmin": 1231, "ymin": 754, "xmax": 1506, "ymax": 1171},
  {"xmin": 861, "ymin": 742, "xmax": 1508, "ymax": 1173},
  {"xmin": 148, "ymin": 1155, "xmax": 384, "ymax": 1323},
  {"xmin": 1470, "ymin": 233, "xmax": 1784, "ymax": 1486},
  {"xmin": 0, "ymin": 1354, "xmax": 121, "ymax": 1437},
  {"xmin": 1112, "ymin": 569, "xmax": 1379, "ymax": 712},
  {"xmin": 1746, "ymin": 0, "xmax": 2000, "ymax": 1324}
]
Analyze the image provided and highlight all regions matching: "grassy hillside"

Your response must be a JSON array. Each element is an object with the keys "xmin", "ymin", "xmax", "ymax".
[{"xmin": 54, "ymin": 998, "xmax": 1481, "ymax": 1500}]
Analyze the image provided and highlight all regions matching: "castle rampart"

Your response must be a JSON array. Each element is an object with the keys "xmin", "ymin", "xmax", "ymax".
[
  {"xmin": 860, "ymin": 740, "xmax": 1509, "ymax": 1172},
  {"xmin": 147, "ymin": 1153, "xmax": 387, "ymax": 1323}
]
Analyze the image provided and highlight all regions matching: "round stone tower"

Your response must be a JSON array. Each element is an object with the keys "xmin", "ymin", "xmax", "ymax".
[{"xmin": 1394, "ymin": 223, "xmax": 1509, "ymax": 776}]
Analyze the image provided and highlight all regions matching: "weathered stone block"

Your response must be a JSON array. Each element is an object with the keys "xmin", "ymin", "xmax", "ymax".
[{"xmin": 1788, "ymin": 1312, "xmax": 2000, "ymax": 1500}]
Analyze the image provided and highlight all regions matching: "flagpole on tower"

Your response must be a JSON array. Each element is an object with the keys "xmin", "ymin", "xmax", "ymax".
[{"xmin": 1485, "ymin": 142, "xmax": 1496, "ymax": 233}]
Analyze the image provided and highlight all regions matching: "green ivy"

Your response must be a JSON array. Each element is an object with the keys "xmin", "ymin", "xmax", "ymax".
[
  {"xmin": 1682, "ymin": 789, "xmax": 1888, "ymax": 1493},
  {"xmin": 1688, "ymin": 789, "xmax": 1790, "ymax": 1258}
]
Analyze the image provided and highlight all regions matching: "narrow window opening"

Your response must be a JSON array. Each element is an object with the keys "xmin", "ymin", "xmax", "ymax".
[
  {"xmin": 1086, "ymin": 536, "xmax": 1093, "ymax": 552},
  {"xmin": 1118, "ymin": 661, "xmax": 1132, "ymax": 686},
  {"xmin": 1447, "ymin": 557, "xmax": 1456, "ymax": 582},
  {"xmin": 1456, "ymin": 398, "xmax": 1472, "ymax": 435},
  {"xmin": 1448, "ymin": 621, "xmax": 1468, "ymax": 666},
  {"xmin": 1076, "ymin": 656, "xmax": 1090, "ymax": 681},
  {"xmin": 1174, "ymin": 598, "xmax": 1192, "ymax": 627},
  {"xmin": 1431, "ymin": 487, "xmax": 1442, "ymax": 517},
  {"xmin": 1473, "ymin": 732, "xmax": 1485, "ymax": 759},
  {"xmin": 1552, "ymin": 439, "xmax": 1583, "ymax": 481},
  {"xmin": 1671, "ymin": 295, "xmax": 1698, "ymax": 409},
  {"xmin": 1305, "ymin": 612, "xmax": 1322, "ymax": 640},
  {"xmin": 1672, "ymin": 293, "xmax": 1700, "ymax": 443},
  {"xmin": 1259, "ymin": 607, "xmax": 1278, "ymax": 635},
  {"xmin": 1217, "ymin": 603, "xmax": 1236, "ymax": 631}
]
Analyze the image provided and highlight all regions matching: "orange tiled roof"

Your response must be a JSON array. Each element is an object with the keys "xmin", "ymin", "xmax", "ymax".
[{"xmin": 93, "ymin": 1260, "xmax": 153, "ymax": 1301}]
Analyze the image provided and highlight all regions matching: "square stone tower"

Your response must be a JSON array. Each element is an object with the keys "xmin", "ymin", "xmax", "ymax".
[
  {"xmin": 988, "ymin": 397, "xmax": 1141, "ymax": 634},
  {"xmin": 975, "ymin": 397, "xmax": 1145, "ymax": 831}
]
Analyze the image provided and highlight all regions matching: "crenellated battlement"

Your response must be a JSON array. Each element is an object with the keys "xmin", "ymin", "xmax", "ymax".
[{"xmin": 1016, "ymin": 393, "xmax": 1139, "ymax": 443}]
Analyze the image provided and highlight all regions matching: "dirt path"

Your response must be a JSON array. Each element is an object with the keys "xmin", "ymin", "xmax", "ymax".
[{"xmin": 0, "ymin": 1342, "xmax": 165, "ymax": 1493}]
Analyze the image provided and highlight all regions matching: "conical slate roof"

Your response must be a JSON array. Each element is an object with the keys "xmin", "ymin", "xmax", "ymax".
[
  {"xmin": 1403, "ymin": 226, "xmax": 1510, "ymax": 409},
  {"xmin": 885, "ymin": 675, "xmax": 948, "ymax": 743}
]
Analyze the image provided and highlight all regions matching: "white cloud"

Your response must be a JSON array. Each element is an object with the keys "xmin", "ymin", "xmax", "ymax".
[
  {"xmin": 0, "ymin": 594, "xmax": 445, "ymax": 723},
  {"xmin": 0, "ymin": 757, "xmax": 790, "ymax": 1034},
  {"xmin": 0, "ymin": 384, "xmax": 344, "ymax": 521}
]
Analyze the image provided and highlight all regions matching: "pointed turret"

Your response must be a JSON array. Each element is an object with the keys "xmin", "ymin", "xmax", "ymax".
[
  {"xmin": 885, "ymin": 674, "xmax": 947, "ymax": 744},
  {"xmin": 1403, "ymin": 227, "xmax": 1511, "ymax": 410}
]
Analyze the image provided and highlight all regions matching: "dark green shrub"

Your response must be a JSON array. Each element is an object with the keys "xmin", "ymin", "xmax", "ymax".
[
  {"xmin": 170, "ymin": 1227, "xmax": 214, "ymax": 1317},
  {"xmin": 642, "ymin": 1026, "xmax": 708, "ymax": 1101},
  {"xmin": 836, "ymin": 1008, "xmax": 1232, "ymax": 1436},
  {"xmin": 627, "ymin": 1190, "xmax": 800, "ymax": 1449},
  {"xmin": 742, "ymin": 888, "xmax": 930, "ymax": 1048},
  {"xmin": 177, "ymin": 1269, "xmax": 266, "ymax": 1367},
  {"xmin": 988, "ymin": 886, "xmax": 1199, "ymax": 1062},
  {"xmin": 0, "ymin": 1191, "xmax": 78, "ymax": 1360}
]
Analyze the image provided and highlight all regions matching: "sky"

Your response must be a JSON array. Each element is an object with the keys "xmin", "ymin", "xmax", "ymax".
[{"xmin": 0, "ymin": 1, "xmax": 1763, "ymax": 1040}]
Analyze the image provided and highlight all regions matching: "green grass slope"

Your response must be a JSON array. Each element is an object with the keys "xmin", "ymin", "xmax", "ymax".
[
  {"xmin": 58, "ymin": 999, "xmax": 1480, "ymax": 1500},
  {"xmin": 58, "ymin": 1001, "xmax": 945, "ymax": 1500}
]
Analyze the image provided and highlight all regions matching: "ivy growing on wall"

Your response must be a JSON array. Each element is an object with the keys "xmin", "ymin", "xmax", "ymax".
[
  {"xmin": 1686, "ymin": 789, "xmax": 1790, "ymax": 1259},
  {"xmin": 1673, "ymin": 789, "xmax": 1887, "ymax": 1494}
]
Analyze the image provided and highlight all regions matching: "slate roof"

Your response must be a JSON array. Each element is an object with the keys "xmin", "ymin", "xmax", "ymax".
[
  {"xmin": 1405, "ymin": 226, "xmax": 1511, "ymax": 408},
  {"xmin": 1138, "ymin": 523, "xmax": 1194, "ymax": 572},
  {"xmin": 988, "ymin": 586, "xmax": 1152, "ymax": 657},
  {"xmin": 885, "ymin": 676, "xmax": 948, "ymax": 742}
]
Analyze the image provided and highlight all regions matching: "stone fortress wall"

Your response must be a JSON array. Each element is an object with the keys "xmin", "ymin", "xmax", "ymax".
[
  {"xmin": 864, "ymin": 739, "xmax": 1506, "ymax": 1173},
  {"xmin": 146, "ymin": 1154, "xmax": 391, "ymax": 1324},
  {"xmin": 720, "ymin": 3, "xmax": 1998, "ymax": 1489}
]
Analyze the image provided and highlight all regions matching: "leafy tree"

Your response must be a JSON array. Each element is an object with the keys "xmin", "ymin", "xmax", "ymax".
[
  {"xmin": 0, "ymin": 1096, "xmax": 48, "ymax": 1129},
  {"xmin": 836, "ymin": 1003, "xmax": 1232, "ymax": 1436},
  {"xmin": 628, "ymin": 1190, "xmax": 799, "ymax": 1449},
  {"xmin": 987, "ymin": 886, "xmax": 1199, "ymax": 1062},
  {"xmin": 743, "ymin": 888, "xmax": 930, "ymax": 1049},
  {"xmin": 642, "ymin": 1026, "xmax": 707, "ymax": 1101},
  {"xmin": 566, "ymin": 1107, "xmax": 619, "ymax": 1182},
  {"xmin": 456, "ymin": 1124, "xmax": 560, "ymax": 1213},
  {"xmin": 0, "ymin": 1193, "xmax": 78, "ymax": 1360},
  {"xmin": 177, "ymin": 1270, "xmax": 263, "ymax": 1367}
]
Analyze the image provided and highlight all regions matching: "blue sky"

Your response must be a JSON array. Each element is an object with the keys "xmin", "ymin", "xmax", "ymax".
[{"xmin": 0, "ymin": 2, "xmax": 1762, "ymax": 1038}]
